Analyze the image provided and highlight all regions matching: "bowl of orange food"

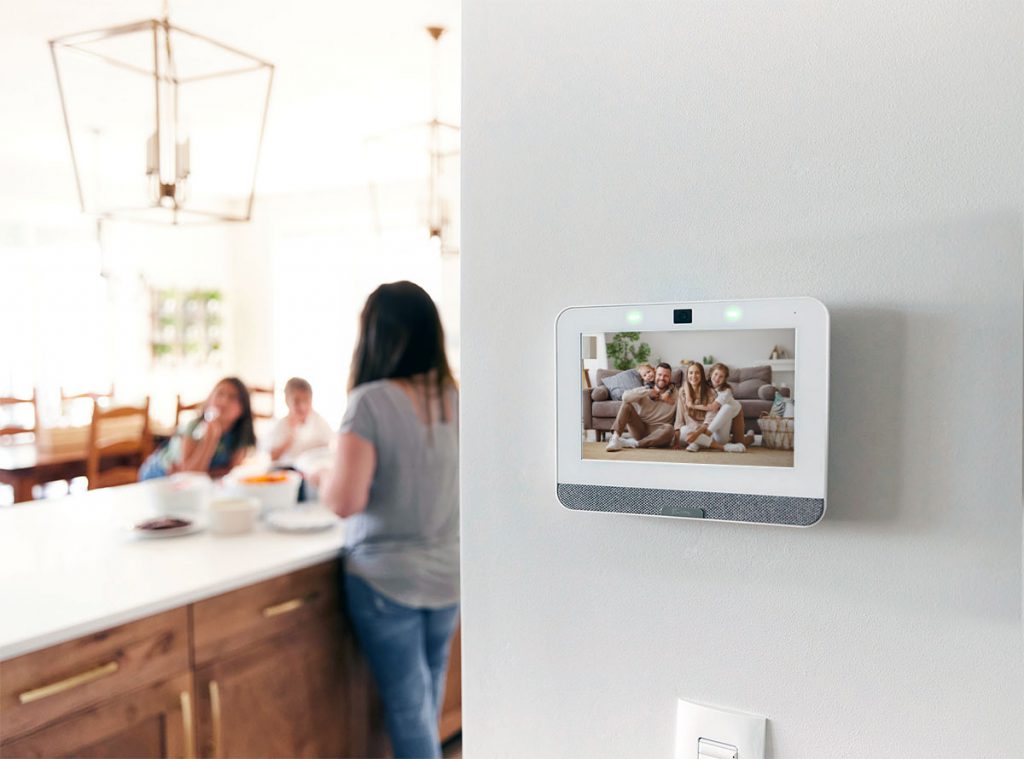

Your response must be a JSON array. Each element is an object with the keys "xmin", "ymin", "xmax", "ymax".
[{"xmin": 224, "ymin": 470, "xmax": 302, "ymax": 514}]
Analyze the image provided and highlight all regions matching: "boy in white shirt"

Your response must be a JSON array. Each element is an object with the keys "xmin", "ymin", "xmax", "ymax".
[{"xmin": 269, "ymin": 377, "xmax": 334, "ymax": 466}]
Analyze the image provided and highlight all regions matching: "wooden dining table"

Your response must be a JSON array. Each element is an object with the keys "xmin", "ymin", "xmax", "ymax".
[
  {"xmin": 0, "ymin": 443, "xmax": 88, "ymax": 504},
  {"xmin": 0, "ymin": 425, "xmax": 173, "ymax": 504}
]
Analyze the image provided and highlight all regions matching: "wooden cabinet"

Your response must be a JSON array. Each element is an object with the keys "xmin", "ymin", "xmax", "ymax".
[
  {"xmin": 1, "ymin": 674, "xmax": 194, "ymax": 759},
  {"xmin": 439, "ymin": 625, "xmax": 462, "ymax": 744},
  {"xmin": 191, "ymin": 562, "xmax": 339, "ymax": 666},
  {"xmin": 0, "ymin": 562, "xmax": 458, "ymax": 758},
  {"xmin": 0, "ymin": 608, "xmax": 190, "ymax": 744},
  {"xmin": 194, "ymin": 625, "xmax": 350, "ymax": 758},
  {"xmin": 187, "ymin": 560, "xmax": 381, "ymax": 758}
]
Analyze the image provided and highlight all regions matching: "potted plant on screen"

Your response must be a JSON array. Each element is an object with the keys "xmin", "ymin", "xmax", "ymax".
[{"xmin": 605, "ymin": 332, "xmax": 652, "ymax": 371}]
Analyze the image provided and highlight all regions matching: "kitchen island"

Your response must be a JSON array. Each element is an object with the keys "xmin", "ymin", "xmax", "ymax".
[{"xmin": 0, "ymin": 483, "xmax": 460, "ymax": 757}]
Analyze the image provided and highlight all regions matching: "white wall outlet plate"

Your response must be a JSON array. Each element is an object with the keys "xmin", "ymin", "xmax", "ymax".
[{"xmin": 675, "ymin": 698, "xmax": 766, "ymax": 759}]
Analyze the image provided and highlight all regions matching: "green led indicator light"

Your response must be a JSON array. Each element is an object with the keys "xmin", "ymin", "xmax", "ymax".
[
  {"xmin": 724, "ymin": 305, "xmax": 743, "ymax": 322},
  {"xmin": 626, "ymin": 310, "xmax": 643, "ymax": 325}
]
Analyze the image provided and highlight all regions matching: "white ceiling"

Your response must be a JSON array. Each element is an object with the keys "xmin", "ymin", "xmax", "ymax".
[{"xmin": 0, "ymin": 0, "xmax": 460, "ymax": 217}]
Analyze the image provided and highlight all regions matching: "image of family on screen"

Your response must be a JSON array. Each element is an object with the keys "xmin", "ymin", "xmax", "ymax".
[{"xmin": 581, "ymin": 330, "xmax": 795, "ymax": 467}]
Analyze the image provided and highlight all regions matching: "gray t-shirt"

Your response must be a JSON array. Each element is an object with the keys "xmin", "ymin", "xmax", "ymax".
[{"xmin": 339, "ymin": 380, "xmax": 460, "ymax": 608}]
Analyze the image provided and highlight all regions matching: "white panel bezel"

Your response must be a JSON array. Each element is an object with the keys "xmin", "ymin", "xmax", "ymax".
[{"xmin": 556, "ymin": 297, "xmax": 829, "ymax": 502}]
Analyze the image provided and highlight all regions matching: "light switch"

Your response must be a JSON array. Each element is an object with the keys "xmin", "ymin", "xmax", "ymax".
[
  {"xmin": 698, "ymin": 737, "xmax": 738, "ymax": 759},
  {"xmin": 675, "ymin": 699, "xmax": 766, "ymax": 759}
]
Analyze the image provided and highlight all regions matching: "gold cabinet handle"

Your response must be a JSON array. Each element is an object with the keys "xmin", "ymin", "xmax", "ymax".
[
  {"xmin": 18, "ymin": 661, "xmax": 119, "ymax": 704},
  {"xmin": 180, "ymin": 690, "xmax": 195, "ymax": 759},
  {"xmin": 209, "ymin": 680, "xmax": 223, "ymax": 759},
  {"xmin": 262, "ymin": 597, "xmax": 306, "ymax": 618}
]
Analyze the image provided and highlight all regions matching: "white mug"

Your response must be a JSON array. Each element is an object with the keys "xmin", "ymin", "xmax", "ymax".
[{"xmin": 208, "ymin": 496, "xmax": 260, "ymax": 536}]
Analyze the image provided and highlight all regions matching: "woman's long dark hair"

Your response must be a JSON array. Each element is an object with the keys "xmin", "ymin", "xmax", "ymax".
[
  {"xmin": 204, "ymin": 377, "xmax": 257, "ymax": 452},
  {"xmin": 684, "ymin": 363, "xmax": 713, "ymax": 407},
  {"xmin": 349, "ymin": 281, "xmax": 455, "ymax": 422}
]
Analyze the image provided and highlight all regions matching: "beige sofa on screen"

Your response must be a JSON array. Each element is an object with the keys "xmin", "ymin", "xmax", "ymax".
[{"xmin": 582, "ymin": 364, "xmax": 789, "ymax": 440}]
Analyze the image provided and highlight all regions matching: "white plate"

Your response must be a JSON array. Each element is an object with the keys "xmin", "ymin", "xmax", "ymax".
[
  {"xmin": 265, "ymin": 506, "xmax": 339, "ymax": 533},
  {"xmin": 132, "ymin": 516, "xmax": 205, "ymax": 539}
]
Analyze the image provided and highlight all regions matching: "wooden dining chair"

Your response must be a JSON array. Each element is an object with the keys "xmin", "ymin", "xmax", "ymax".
[
  {"xmin": 0, "ymin": 390, "xmax": 38, "ymax": 439},
  {"xmin": 86, "ymin": 398, "xmax": 152, "ymax": 490},
  {"xmin": 60, "ymin": 384, "xmax": 115, "ymax": 405},
  {"xmin": 174, "ymin": 394, "xmax": 203, "ymax": 428},
  {"xmin": 60, "ymin": 385, "xmax": 115, "ymax": 425},
  {"xmin": 248, "ymin": 383, "xmax": 275, "ymax": 420}
]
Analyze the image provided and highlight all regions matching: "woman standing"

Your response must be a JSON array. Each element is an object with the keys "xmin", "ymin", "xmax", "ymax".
[{"xmin": 320, "ymin": 281, "xmax": 459, "ymax": 759}]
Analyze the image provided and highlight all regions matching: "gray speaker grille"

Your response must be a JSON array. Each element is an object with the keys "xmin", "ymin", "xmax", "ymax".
[{"xmin": 557, "ymin": 482, "xmax": 824, "ymax": 526}]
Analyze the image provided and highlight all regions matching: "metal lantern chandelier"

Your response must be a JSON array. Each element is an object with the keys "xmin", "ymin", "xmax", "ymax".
[
  {"xmin": 49, "ymin": 4, "xmax": 274, "ymax": 224},
  {"xmin": 366, "ymin": 25, "xmax": 459, "ymax": 255},
  {"xmin": 423, "ymin": 26, "xmax": 459, "ymax": 253}
]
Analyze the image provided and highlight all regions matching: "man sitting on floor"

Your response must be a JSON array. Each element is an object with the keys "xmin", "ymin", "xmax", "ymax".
[{"xmin": 606, "ymin": 363, "xmax": 679, "ymax": 451}]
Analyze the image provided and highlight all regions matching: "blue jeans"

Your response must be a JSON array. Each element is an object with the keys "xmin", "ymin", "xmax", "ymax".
[{"xmin": 344, "ymin": 572, "xmax": 459, "ymax": 759}]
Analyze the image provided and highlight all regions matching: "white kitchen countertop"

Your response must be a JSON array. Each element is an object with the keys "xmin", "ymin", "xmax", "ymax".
[{"xmin": 0, "ymin": 482, "xmax": 346, "ymax": 661}]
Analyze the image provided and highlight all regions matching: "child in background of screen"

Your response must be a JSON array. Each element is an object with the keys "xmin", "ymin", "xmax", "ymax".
[{"xmin": 637, "ymin": 363, "xmax": 656, "ymax": 388}]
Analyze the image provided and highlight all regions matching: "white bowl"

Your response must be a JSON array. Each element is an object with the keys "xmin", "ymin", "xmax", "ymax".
[
  {"xmin": 148, "ymin": 473, "xmax": 212, "ymax": 516},
  {"xmin": 223, "ymin": 470, "xmax": 302, "ymax": 514},
  {"xmin": 208, "ymin": 496, "xmax": 260, "ymax": 535}
]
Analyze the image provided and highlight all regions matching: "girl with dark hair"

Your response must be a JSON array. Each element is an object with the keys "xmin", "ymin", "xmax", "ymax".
[
  {"xmin": 320, "ymin": 281, "xmax": 459, "ymax": 759},
  {"xmin": 139, "ymin": 377, "xmax": 256, "ymax": 480}
]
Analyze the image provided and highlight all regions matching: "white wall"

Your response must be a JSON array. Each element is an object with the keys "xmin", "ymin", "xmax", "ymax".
[
  {"xmin": 0, "ymin": 186, "xmax": 459, "ymax": 429},
  {"xmin": 0, "ymin": 217, "xmax": 235, "ymax": 425},
  {"xmin": 461, "ymin": 2, "xmax": 1023, "ymax": 758},
  {"xmin": 225, "ymin": 189, "xmax": 461, "ymax": 428},
  {"xmin": 630, "ymin": 329, "xmax": 795, "ymax": 370},
  {"xmin": 102, "ymin": 222, "xmax": 237, "ymax": 423}
]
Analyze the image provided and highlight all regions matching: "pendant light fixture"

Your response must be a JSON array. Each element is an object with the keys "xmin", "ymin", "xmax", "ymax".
[
  {"xmin": 366, "ymin": 25, "xmax": 459, "ymax": 255},
  {"xmin": 49, "ymin": 2, "xmax": 274, "ymax": 224}
]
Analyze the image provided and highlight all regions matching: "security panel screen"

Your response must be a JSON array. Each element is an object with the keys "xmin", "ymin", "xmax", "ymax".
[
  {"xmin": 556, "ymin": 299, "xmax": 829, "ymax": 526},
  {"xmin": 582, "ymin": 329, "xmax": 796, "ymax": 468}
]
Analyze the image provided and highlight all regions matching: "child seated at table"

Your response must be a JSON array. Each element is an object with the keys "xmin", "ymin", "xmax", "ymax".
[
  {"xmin": 265, "ymin": 378, "xmax": 333, "ymax": 502},
  {"xmin": 139, "ymin": 377, "xmax": 256, "ymax": 480},
  {"xmin": 268, "ymin": 377, "xmax": 334, "ymax": 466}
]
